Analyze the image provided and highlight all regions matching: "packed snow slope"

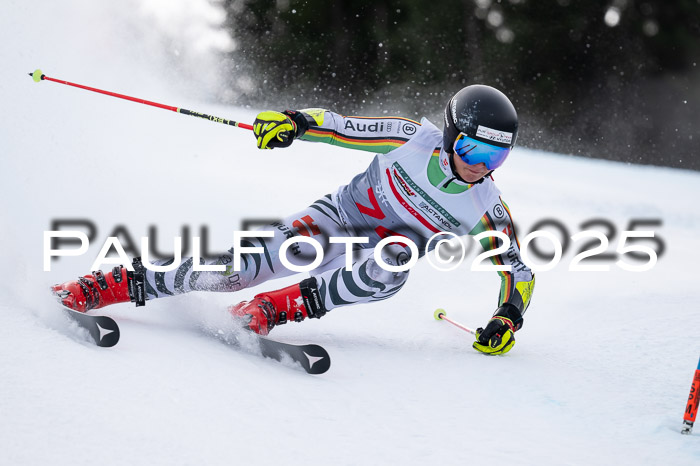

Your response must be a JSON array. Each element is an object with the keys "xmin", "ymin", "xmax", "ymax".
[{"xmin": 1, "ymin": 2, "xmax": 699, "ymax": 465}]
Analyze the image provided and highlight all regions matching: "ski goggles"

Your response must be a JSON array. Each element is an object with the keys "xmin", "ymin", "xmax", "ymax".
[{"xmin": 453, "ymin": 133, "xmax": 511, "ymax": 170}]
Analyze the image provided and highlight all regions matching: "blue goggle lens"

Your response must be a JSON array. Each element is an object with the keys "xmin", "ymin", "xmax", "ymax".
[{"xmin": 453, "ymin": 133, "xmax": 511, "ymax": 170}]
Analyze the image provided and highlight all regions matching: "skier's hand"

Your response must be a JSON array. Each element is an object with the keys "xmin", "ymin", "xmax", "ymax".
[
  {"xmin": 473, "ymin": 304, "xmax": 523, "ymax": 355},
  {"xmin": 253, "ymin": 111, "xmax": 298, "ymax": 149}
]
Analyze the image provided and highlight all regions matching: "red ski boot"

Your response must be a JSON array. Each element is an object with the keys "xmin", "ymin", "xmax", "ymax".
[
  {"xmin": 51, "ymin": 259, "xmax": 147, "ymax": 312},
  {"xmin": 228, "ymin": 277, "xmax": 327, "ymax": 336}
]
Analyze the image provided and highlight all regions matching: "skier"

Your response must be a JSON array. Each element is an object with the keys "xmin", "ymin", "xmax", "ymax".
[{"xmin": 51, "ymin": 85, "xmax": 535, "ymax": 355}]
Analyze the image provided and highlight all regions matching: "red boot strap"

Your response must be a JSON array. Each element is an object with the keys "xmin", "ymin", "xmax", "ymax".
[
  {"xmin": 93, "ymin": 270, "xmax": 109, "ymax": 290},
  {"xmin": 113, "ymin": 266, "xmax": 123, "ymax": 283},
  {"xmin": 78, "ymin": 277, "xmax": 100, "ymax": 311},
  {"xmin": 257, "ymin": 300, "xmax": 277, "ymax": 332}
]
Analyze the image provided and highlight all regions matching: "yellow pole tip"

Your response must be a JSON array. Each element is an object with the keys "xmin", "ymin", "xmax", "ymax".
[
  {"xmin": 433, "ymin": 309, "xmax": 446, "ymax": 321},
  {"xmin": 32, "ymin": 69, "xmax": 44, "ymax": 83}
]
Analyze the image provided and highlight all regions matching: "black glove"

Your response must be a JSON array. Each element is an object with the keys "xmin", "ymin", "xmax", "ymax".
[
  {"xmin": 281, "ymin": 110, "xmax": 310, "ymax": 136},
  {"xmin": 473, "ymin": 304, "xmax": 523, "ymax": 355}
]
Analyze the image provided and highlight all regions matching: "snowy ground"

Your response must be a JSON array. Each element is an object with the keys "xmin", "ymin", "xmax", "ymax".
[{"xmin": 1, "ymin": 2, "xmax": 699, "ymax": 465}]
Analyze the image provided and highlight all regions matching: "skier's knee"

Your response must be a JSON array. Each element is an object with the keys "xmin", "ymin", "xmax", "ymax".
[
  {"xmin": 365, "ymin": 258, "xmax": 409, "ymax": 288},
  {"xmin": 365, "ymin": 244, "xmax": 411, "ymax": 288}
]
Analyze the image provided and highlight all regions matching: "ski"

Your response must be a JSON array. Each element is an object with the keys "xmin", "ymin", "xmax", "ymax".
[
  {"xmin": 256, "ymin": 337, "xmax": 331, "ymax": 375},
  {"xmin": 52, "ymin": 301, "xmax": 326, "ymax": 370},
  {"xmin": 61, "ymin": 306, "xmax": 120, "ymax": 347},
  {"xmin": 213, "ymin": 327, "xmax": 331, "ymax": 374}
]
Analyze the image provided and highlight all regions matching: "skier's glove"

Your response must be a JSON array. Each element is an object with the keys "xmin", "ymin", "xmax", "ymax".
[
  {"xmin": 473, "ymin": 304, "xmax": 523, "ymax": 355},
  {"xmin": 252, "ymin": 110, "xmax": 309, "ymax": 149}
]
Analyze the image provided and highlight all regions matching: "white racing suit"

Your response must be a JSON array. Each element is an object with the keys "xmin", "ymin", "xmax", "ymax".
[{"xmin": 143, "ymin": 110, "xmax": 535, "ymax": 316}]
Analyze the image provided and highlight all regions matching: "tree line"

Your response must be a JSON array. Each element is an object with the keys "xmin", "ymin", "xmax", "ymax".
[{"xmin": 221, "ymin": 0, "xmax": 700, "ymax": 170}]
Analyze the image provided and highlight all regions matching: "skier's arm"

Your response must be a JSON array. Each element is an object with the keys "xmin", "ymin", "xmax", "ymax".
[
  {"xmin": 252, "ymin": 108, "xmax": 421, "ymax": 153},
  {"xmin": 469, "ymin": 198, "xmax": 535, "ymax": 315},
  {"xmin": 469, "ymin": 198, "xmax": 535, "ymax": 355},
  {"xmin": 295, "ymin": 109, "xmax": 421, "ymax": 154}
]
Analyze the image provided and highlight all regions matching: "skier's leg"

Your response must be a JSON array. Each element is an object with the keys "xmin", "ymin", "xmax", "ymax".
[
  {"xmin": 314, "ymin": 243, "xmax": 411, "ymax": 310},
  {"xmin": 229, "ymin": 243, "xmax": 411, "ymax": 335},
  {"xmin": 51, "ymin": 195, "xmax": 349, "ymax": 312},
  {"xmin": 141, "ymin": 194, "xmax": 350, "ymax": 298}
]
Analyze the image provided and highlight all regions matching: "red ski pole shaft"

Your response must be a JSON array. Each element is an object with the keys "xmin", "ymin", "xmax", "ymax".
[
  {"xmin": 28, "ymin": 69, "xmax": 253, "ymax": 131},
  {"xmin": 682, "ymin": 356, "xmax": 700, "ymax": 434},
  {"xmin": 434, "ymin": 309, "xmax": 477, "ymax": 335}
]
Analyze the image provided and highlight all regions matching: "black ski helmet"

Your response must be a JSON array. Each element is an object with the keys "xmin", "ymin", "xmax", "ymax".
[{"xmin": 443, "ymin": 85, "xmax": 518, "ymax": 155}]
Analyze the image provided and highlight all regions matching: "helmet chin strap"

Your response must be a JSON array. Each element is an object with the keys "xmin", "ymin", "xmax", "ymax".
[{"xmin": 447, "ymin": 151, "xmax": 492, "ymax": 185}]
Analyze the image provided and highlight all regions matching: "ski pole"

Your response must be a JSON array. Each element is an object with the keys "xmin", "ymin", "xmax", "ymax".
[
  {"xmin": 682, "ymin": 355, "xmax": 700, "ymax": 435},
  {"xmin": 28, "ymin": 69, "xmax": 254, "ymax": 131},
  {"xmin": 433, "ymin": 308, "xmax": 477, "ymax": 335}
]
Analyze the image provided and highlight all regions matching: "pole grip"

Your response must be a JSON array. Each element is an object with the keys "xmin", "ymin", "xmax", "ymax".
[{"xmin": 177, "ymin": 108, "xmax": 253, "ymax": 130}]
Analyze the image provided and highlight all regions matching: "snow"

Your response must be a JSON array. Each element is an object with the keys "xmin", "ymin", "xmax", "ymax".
[{"xmin": 1, "ymin": 2, "xmax": 699, "ymax": 465}]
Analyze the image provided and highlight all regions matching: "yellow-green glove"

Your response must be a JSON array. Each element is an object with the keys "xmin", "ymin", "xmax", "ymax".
[
  {"xmin": 253, "ymin": 111, "xmax": 298, "ymax": 149},
  {"xmin": 473, "ymin": 304, "xmax": 523, "ymax": 355}
]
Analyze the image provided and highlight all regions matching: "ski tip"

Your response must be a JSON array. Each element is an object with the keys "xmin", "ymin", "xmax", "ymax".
[
  {"xmin": 434, "ymin": 308, "xmax": 446, "ymax": 321},
  {"xmin": 304, "ymin": 348, "xmax": 331, "ymax": 375},
  {"xmin": 30, "ymin": 69, "xmax": 44, "ymax": 82}
]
